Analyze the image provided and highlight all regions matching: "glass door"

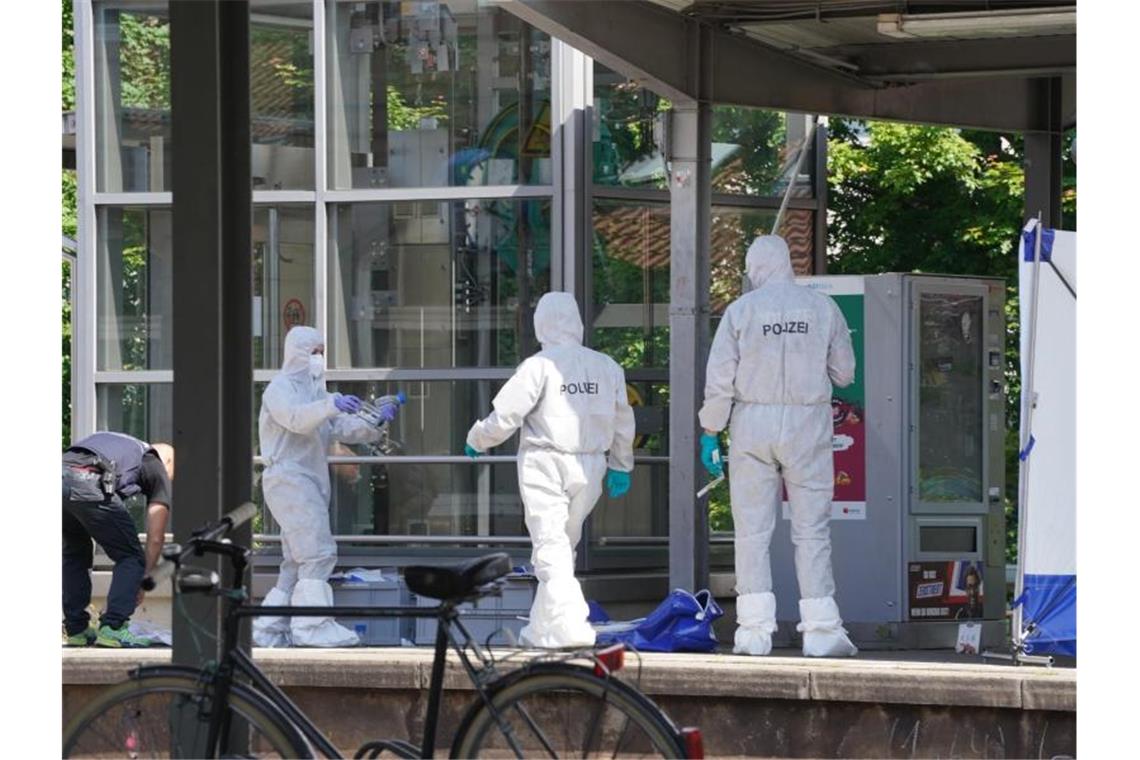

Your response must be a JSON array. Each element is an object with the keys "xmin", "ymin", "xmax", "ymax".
[{"xmin": 909, "ymin": 280, "xmax": 989, "ymax": 514}]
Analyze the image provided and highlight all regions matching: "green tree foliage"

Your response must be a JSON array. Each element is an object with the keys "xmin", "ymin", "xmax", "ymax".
[
  {"xmin": 710, "ymin": 106, "xmax": 786, "ymax": 195},
  {"xmin": 62, "ymin": 0, "xmax": 75, "ymax": 110},
  {"xmin": 386, "ymin": 85, "xmax": 448, "ymax": 131},
  {"xmin": 252, "ymin": 25, "xmax": 314, "ymax": 107},
  {"xmin": 117, "ymin": 12, "xmax": 171, "ymax": 109}
]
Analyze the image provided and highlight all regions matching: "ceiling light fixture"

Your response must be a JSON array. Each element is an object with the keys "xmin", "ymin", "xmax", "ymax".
[{"xmin": 877, "ymin": 8, "xmax": 1076, "ymax": 40}]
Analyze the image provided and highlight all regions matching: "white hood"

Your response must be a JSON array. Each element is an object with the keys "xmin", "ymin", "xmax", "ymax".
[
  {"xmin": 745, "ymin": 235, "xmax": 795, "ymax": 290},
  {"xmin": 534, "ymin": 292, "xmax": 584, "ymax": 348},
  {"xmin": 282, "ymin": 326, "xmax": 323, "ymax": 379}
]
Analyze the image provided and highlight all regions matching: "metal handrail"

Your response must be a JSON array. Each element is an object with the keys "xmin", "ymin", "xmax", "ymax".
[
  {"xmin": 256, "ymin": 455, "xmax": 672, "ymax": 465},
  {"xmin": 252, "ymin": 534, "xmax": 533, "ymax": 546},
  {"xmin": 597, "ymin": 536, "xmax": 735, "ymax": 546}
]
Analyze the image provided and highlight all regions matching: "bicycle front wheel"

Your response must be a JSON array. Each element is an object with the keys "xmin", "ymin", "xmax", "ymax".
[
  {"xmin": 450, "ymin": 663, "xmax": 687, "ymax": 758},
  {"xmin": 63, "ymin": 673, "xmax": 311, "ymax": 758}
]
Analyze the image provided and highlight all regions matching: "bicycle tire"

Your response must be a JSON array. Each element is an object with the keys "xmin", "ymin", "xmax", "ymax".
[
  {"xmin": 450, "ymin": 662, "xmax": 687, "ymax": 758},
  {"xmin": 63, "ymin": 673, "xmax": 312, "ymax": 758}
]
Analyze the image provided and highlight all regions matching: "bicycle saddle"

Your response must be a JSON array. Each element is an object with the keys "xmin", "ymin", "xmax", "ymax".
[{"xmin": 404, "ymin": 553, "xmax": 512, "ymax": 602}]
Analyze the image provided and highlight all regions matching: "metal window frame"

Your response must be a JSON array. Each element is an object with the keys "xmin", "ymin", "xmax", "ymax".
[{"xmin": 593, "ymin": 184, "xmax": 819, "ymax": 212}]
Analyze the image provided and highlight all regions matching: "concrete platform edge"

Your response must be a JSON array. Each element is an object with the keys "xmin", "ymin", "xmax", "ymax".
[{"xmin": 61, "ymin": 648, "xmax": 1075, "ymax": 713}]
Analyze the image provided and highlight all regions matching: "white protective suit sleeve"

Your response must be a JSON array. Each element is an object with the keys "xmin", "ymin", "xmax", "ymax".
[
  {"xmin": 263, "ymin": 387, "xmax": 338, "ymax": 435},
  {"xmin": 606, "ymin": 362, "xmax": 636, "ymax": 472},
  {"xmin": 466, "ymin": 357, "xmax": 545, "ymax": 452},
  {"xmin": 826, "ymin": 298, "xmax": 856, "ymax": 389},
  {"xmin": 329, "ymin": 412, "xmax": 383, "ymax": 445},
  {"xmin": 698, "ymin": 307, "xmax": 741, "ymax": 433}
]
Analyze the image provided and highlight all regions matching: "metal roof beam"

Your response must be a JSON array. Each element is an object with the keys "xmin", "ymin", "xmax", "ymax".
[
  {"xmin": 502, "ymin": 0, "xmax": 1075, "ymax": 131},
  {"xmin": 499, "ymin": 0, "xmax": 698, "ymax": 103},
  {"xmin": 500, "ymin": 0, "xmax": 867, "ymax": 106}
]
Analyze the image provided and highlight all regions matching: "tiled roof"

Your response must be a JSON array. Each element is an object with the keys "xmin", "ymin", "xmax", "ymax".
[{"xmin": 593, "ymin": 204, "xmax": 814, "ymax": 312}]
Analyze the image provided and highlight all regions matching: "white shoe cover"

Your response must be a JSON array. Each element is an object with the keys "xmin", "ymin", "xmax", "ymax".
[
  {"xmin": 252, "ymin": 587, "xmax": 293, "ymax": 648},
  {"xmin": 290, "ymin": 579, "xmax": 360, "ymax": 648},
  {"xmin": 797, "ymin": 597, "xmax": 858, "ymax": 657},
  {"xmin": 519, "ymin": 620, "xmax": 596, "ymax": 650},
  {"xmin": 733, "ymin": 592, "xmax": 778, "ymax": 656}
]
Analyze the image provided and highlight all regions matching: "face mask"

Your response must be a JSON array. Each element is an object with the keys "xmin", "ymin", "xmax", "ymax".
[{"xmin": 308, "ymin": 353, "xmax": 325, "ymax": 379}]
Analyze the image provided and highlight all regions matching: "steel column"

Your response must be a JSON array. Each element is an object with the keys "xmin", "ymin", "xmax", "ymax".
[
  {"xmin": 1024, "ymin": 77, "xmax": 1064, "ymax": 229},
  {"xmin": 814, "ymin": 122, "xmax": 829, "ymax": 274},
  {"xmin": 667, "ymin": 24, "xmax": 712, "ymax": 593},
  {"xmin": 551, "ymin": 41, "xmax": 592, "ymax": 303},
  {"xmin": 73, "ymin": 0, "xmax": 97, "ymax": 441},
  {"xmin": 170, "ymin": 1, "xmax": 252, "ymax": 666}
]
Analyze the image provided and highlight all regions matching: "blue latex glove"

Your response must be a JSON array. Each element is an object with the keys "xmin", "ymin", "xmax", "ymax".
[
  {"xmin": 464, "ymin": 444, "xmax": 482, "ymax": 459},
  {"xmin": 377, "ymin": 401, "xmax": 399, "ymax": 423},
  {"xmin": 334, "ymin": 394, "xmax": 363, "ymax": 414},
  {"xmin": 605, "ymin": 468, "xmax": 632, "ymax": 499},
  {"xmin": 699, "ymin": 433, "xmax": 723, "ymax": 478}
]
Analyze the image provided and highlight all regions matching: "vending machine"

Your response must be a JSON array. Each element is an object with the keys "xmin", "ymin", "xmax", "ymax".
[{"xmin": 768, "ymin": 274, "xmax": 1008, "ymax": 649}]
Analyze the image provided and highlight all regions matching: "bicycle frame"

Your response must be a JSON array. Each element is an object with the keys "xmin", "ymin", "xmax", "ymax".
[{"xmin": 172, "ymin": 539, "xmax": 517, "ymax": 758}]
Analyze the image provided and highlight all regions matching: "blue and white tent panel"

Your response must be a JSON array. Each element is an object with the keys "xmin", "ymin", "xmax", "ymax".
[{"xmin": 1017, "ymin": 220, "xmax": 1076, "ymax": 657}]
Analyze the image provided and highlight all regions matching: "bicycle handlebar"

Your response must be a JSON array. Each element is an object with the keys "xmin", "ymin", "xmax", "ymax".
[{"xmin": 141, "ymin": 501, "xmax": 257, "ymax": 591}]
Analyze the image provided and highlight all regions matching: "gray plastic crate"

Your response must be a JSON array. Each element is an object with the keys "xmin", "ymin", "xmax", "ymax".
[
  {"xmin": 332, "ymin": 574, "xmax": 415, "ymax": 646},
  {"xmin": 415, "ymin": 575, "xmax": 536, "ymax": 646}
]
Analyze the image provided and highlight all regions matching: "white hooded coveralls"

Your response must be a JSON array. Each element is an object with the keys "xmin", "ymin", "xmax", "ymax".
[
  {"xmin": 699, "ymin": 235, "xmax": 858, "ymax": 656},
  {"xmin": 252, "ymin": 326, "xmax": 382, "ymax": 647},
  {"xmin": 467, "ymin": 292, "xmax": 635, "ymax": 648}
]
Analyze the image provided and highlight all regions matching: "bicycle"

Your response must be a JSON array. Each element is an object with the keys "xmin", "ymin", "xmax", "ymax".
[{"xmin": 63, "ymin": 502, "xmax": 704, "ymax": 758}]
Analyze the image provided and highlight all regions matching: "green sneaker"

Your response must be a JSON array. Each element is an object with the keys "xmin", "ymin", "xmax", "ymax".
[
  {"xmin": 95, "ymin": 624, "xmax": 152, "ymax": 649},
  {"xmin": 64, "ymin": 624, "xmax": 98, "ymax": 647}
]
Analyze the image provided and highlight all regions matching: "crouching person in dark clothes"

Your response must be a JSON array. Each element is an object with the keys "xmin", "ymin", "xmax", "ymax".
[{"xmin": 62, "ymin": 432, "xmax": 174, "ymax": 648}]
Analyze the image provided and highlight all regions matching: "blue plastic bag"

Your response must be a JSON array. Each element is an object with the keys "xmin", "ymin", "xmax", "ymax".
[{"xmin": 595, "ymin": 589, "xmax": 723, "ymax": 653}]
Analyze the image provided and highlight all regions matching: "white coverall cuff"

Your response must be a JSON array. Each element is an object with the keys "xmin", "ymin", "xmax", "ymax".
[
  {"xmin": 464, "ymin": 425, "xmax": 484, "ymax": 452},
  {"xmin": 697, "ymin": 406, "xmax": 730, "ymax": 434},
  {"xmin": 604, "ymin": 455, "xmax": 632, "ymax": 473}
]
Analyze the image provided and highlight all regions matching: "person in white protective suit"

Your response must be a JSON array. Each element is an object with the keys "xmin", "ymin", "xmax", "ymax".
[
  {"xmin": 465, "ymin": 292, "xmax": 636, "ymax": 649},
  {"xmin": 699, "ymin": 235, "xmax": 859, "ymax": 657},
  {"xmin": 252, "ymin": 326, "xmax": 384, "ymax": 648}
]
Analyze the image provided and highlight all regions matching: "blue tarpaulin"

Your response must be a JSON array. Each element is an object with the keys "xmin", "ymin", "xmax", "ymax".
[{"xmin": 1016, "ymin": 574, "xmax": 1076, "ymax": 657}]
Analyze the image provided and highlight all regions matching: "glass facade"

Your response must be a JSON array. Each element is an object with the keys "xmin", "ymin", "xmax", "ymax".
[
  {"xmin": 251, "ymin": 1, "xmax": 316, "ymax": 190},
  {"xmin": 253, "ymin": 205, "xmax": 316, "ymax": 369},
  {"xmin": 326, "ymin": 0, "xmax": 551, "ymax": 190},
  {"xmin": 96, "ymin": 206, "xmax": 172, "ymax": 370},
  {"xmin": 590, "ymin": 200, "xmax": 670, "ymax": 368},
  {"xmin": 96, "ymin": 382, "xmax": 173, "ymax": 443},
  {"xmin": 93, "ymin": 1, "xmax": 172, "ymax": 193},
  {"xmin": 75, "ymin": 2, "xmax": 824, "ymax": 569},
  {"xmin": 327, "ymin": 198, "xmax": 550, "ymax": 369},
  {"xmin": 591, "ymin": 63, "xmax": 816, "ymax": 198}
]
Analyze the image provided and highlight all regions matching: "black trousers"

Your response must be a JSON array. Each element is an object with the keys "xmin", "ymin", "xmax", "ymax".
[{"xmin": 61, "ymin": 460, "xmax": 145, "ymax": 634}]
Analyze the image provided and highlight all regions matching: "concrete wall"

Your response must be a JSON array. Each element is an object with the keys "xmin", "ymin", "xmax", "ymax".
[{"xmin": 63, "ymin": 649, "xmax": 1075, "ymax": 758}]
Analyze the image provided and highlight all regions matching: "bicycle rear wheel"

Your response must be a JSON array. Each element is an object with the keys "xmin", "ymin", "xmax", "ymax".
[
  {"xmin": 63, "ymin": 673, "xmax": 311, "ymax": 758},
  {"xmin": 450, "ymin": 663, "xmax": 686, "ymax": 758}
]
